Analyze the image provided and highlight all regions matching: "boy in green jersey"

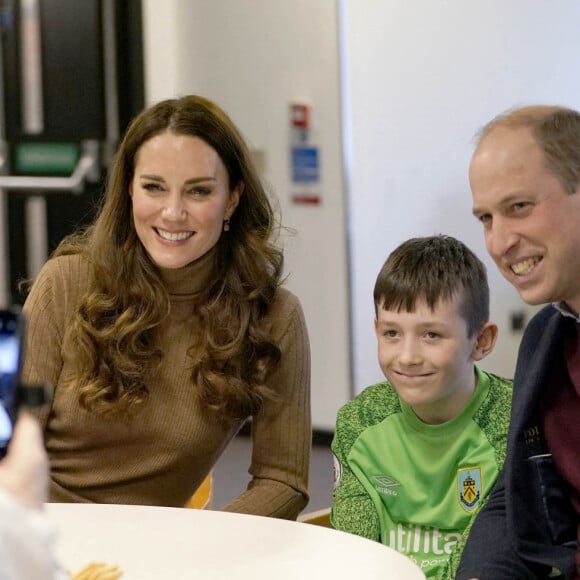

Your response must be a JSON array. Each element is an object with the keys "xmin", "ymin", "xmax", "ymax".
[{"xmin": 331, "ymin": 235, "xmax": 512, "ymax": 580}]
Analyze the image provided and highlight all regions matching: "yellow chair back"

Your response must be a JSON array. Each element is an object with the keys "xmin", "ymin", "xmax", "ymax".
[
  {"xmin": 185, "ymin": 472, "xmax": 213, "ymax": 510},
  {"xmin": 297, "ymin": 507, "xmax": 331, "ymax": 527}
]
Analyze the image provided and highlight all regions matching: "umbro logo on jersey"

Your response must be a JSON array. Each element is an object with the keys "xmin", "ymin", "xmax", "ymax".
[{"xmin": 372, "ymin": 474, "xmax": 401, "ymax": 496}]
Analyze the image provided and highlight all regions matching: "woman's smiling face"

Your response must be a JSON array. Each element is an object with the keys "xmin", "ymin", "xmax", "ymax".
[{"xmin": 130, "ymin": 131, "xmax": 241, "ymax": 270}]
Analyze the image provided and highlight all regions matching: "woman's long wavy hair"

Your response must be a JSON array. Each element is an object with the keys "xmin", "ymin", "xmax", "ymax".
[{"xmin": 54, "ymin": 95, "xmax": 284, "ymax": 420}]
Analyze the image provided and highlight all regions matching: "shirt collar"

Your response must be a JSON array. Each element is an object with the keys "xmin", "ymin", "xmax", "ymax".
[{"xmin": 553, "ymin": 302, "xmax": 580, "ymax": 323}]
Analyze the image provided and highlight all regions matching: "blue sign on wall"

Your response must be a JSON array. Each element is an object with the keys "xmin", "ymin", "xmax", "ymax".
[{"xmin": 292, "ymin": 146, "xmax": 320, "ymax": 183}]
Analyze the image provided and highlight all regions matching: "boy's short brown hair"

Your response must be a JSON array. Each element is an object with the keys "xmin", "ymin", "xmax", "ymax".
[{"xmin": 373, "ymin": 235, "xmax": 489, "ymax": 337}]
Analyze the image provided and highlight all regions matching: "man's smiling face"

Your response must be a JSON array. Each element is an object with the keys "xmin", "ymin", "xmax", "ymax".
[{"xmin": 470, "ymin": 126, "xmax": 580, "ymax": 313}]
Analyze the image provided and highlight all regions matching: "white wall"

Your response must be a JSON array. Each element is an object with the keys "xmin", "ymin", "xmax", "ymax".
[
  {"xmin": 342, "ymin": 0, "xmax": 580, "ymax": 392},
  {"xmin": 142, "ymin": 0, "xmax": 351, "ymax": 430}
]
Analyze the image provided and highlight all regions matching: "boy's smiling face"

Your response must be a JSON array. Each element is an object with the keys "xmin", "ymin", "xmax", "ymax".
[{"xmin": 374, "ymin": 295, "xmax": 483, "ymax": 424}]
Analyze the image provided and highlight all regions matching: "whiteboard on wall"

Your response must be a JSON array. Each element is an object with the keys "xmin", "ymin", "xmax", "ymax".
[{"xmin": 341, "ymin": 0, "xmax": 580, "ymax": 393}]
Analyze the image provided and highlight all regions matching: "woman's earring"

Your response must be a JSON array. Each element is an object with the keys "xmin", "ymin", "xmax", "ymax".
[{"xmin": 223, "ymin": 219, "xmax": 230, "ymax": 232}]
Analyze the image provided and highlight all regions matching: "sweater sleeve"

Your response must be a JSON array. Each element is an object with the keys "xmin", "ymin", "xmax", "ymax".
[
  {"xmin": 330, "ymin": 396, "xmax": 381, "ymax": 541},
  {"xmin": 21, "ymin": 257, "xmax": 83, "ymax": 429},
  {"xmin": 221, "ymin": 290, "xmax": 311, "ymax": 519}
]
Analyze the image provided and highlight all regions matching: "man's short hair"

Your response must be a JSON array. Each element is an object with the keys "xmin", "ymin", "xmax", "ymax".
[
  {"xmin": 476, "ymin": 105, "xmax": 580, "ymax": 194},
  {"xmin": 373, "ymin": 235, "xmax": 489, "ymax": 337}
]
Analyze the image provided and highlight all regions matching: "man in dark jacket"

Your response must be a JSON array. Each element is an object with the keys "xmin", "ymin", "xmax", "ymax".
[{"xmin": 456, "ymin": 106, "xmax": 580, "ymax": 579}]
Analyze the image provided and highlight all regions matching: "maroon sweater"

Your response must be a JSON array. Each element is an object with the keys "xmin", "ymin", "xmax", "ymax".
[{"xmin": 543, "ymin": 319, "xmax": 580, "ymax": 579}]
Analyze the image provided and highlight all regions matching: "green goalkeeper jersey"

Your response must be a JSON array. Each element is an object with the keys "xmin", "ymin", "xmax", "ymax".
[{"xmin": 331, "ymin": 367, "xmax": 512, "ymax": 580}]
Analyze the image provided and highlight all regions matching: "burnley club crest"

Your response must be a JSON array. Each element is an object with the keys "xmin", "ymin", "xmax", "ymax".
[{"xmin": 457, "ymin": 467, "xmax": 482, "ymax": 513}]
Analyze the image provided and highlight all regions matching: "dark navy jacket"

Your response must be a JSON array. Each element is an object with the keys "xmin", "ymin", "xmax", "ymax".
[{"xmin": 457, "ymin": 304, "xmax": 578, "ymax": 579}]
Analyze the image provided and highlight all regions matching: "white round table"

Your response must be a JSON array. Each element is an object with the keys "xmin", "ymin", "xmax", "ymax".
[{"xmin": 46, "ymin": 503, "xmax": 426, "ymax": 579}]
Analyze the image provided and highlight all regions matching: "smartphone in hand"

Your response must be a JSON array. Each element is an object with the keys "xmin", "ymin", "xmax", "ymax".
[{"xmin": 0, "ymin": 307, "xmax": 25, "ymax": 459}]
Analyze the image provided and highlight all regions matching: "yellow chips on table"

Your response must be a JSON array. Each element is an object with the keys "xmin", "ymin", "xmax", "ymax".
[{"xmin": 70, "ymin": 562, "xmax": 123, "ymax": 580}]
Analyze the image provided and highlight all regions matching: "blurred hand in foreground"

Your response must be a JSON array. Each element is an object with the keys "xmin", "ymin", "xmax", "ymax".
[{"xmin": 0, "ymin": 412, "xmax": 49, "ymax": 509}]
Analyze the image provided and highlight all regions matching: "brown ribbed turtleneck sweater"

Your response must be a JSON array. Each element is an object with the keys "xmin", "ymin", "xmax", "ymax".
[{"xmin": 22, "ymin": 250, "xmax": 311, "ymax": 519}]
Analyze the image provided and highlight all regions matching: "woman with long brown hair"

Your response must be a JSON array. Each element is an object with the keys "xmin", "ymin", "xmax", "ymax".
[{"xmin": 22, "ymin": 95, "xmax": 311, "ymax": 519}]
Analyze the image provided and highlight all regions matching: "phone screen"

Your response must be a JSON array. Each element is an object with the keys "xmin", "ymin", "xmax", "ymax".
[{"xmin": 0, "ymin": 309, "xmax": 24, "ymax": 456}]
